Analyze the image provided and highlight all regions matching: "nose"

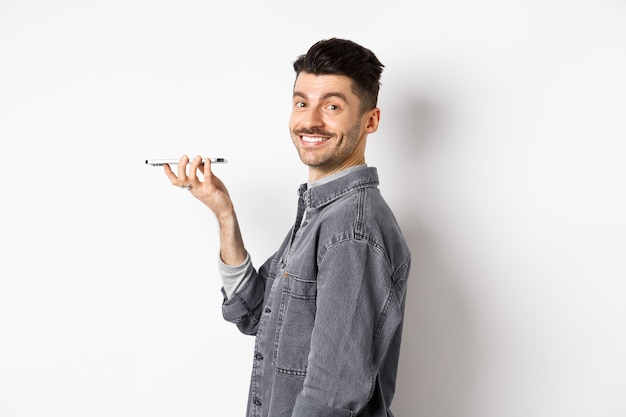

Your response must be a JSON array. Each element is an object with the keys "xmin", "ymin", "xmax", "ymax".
[{"xmin": 300, "ymin": 107, "xmax": 324, "ymax": 130}]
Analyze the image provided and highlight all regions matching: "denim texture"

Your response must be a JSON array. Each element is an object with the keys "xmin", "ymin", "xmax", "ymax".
[{"xmin": 222, "ymin": 167, "xmax": 411, "ymax": 417}]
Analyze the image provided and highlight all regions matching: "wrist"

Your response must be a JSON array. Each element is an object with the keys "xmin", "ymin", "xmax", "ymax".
[{"xmin": 216, "ymin": 205, "xmax": 237, "ymax": 227}]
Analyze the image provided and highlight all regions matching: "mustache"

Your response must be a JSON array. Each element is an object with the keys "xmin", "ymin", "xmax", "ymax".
[{"xmin": 294, "ymin": 128, "xmax": 333, "ymax": 137}]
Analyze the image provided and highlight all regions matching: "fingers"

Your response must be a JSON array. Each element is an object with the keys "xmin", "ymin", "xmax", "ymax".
[
  {"xmin": 188, "ymin": 155, "xmax": 204, "ymax": 185},
  {"xmin": 162, "ymin": 154, "xmax": 217, "ymax": 192},
  {"xmin": 163, "ymin": 155, "xmax": 191, "ymax": 188},
  {"xmin": 177, "ymin": 155, "xmax": 190, "ymax": 181},
  {"xmin": 202, "ymin": 156, "xmax": 213, "ymax": 181},
  {"xmin": 163, "ymin": 159, "xmax": 182, "ymax": 184},
  {"xmin": 163, "ymin": 162, "xmax": 175, "ymax": 180}
]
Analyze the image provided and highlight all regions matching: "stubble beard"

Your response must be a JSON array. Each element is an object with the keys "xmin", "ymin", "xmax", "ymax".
[{"xmin": 293, "ymin": 119, "xmax": 363, "ymax": 168}]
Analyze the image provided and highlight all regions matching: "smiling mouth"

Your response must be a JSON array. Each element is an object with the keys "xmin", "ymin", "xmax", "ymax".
[{"xmin": 300, "ymin": 135, "xmax": 329, "ymax": 144}]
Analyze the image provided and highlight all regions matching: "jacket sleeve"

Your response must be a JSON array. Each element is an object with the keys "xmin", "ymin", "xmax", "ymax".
[
  {"xmin": 221, "ymin": 255, "xmax": 274, "ymax": 336},
  {"xmin": 291, "ymin": 239, "xmax": 406, "ymax": 416}
]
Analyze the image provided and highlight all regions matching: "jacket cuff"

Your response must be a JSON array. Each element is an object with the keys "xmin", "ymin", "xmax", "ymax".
[{"xmin": 222, "ymin": 294, "xmax": 251, "ymax": 323}]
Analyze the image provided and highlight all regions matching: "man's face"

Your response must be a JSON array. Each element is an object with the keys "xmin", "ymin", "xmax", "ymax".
[{"xmin": 289, "ymin": 72, "xmax": 379, "ymax": 181}]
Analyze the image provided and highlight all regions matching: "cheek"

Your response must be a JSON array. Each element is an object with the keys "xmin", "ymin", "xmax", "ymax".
[{"xmin": 288, "ymin": 113, "xmax": 300, "ymax": 130}]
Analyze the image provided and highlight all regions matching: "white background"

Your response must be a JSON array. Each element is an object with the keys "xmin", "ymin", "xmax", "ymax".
[{"xmin": 1, "ymin": 1, "xmax": 625, "ymax": 416}]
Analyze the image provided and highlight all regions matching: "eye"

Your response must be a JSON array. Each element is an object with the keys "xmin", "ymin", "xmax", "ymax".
[
  {"xmin": 295, "ymin": 101, "xmax": 306, "ymax": 108},
  {"xmin": 327, "ymin": 104, "xmax": 339, "ymax": 111}
]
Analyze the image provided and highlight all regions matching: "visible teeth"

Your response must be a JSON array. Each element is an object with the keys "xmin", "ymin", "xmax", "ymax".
[{"xmin": 302, "ymin": 136, "xmax": 327, "ymax": 143}]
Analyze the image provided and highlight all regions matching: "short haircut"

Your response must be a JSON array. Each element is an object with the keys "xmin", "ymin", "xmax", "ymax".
[{"xmin": 293, "ymin": 38, "xmax": 384, "ymax": 114}]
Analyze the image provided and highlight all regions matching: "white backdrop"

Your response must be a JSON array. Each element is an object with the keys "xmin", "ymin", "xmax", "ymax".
[{"xmin": 1, "ymin": 1, "xmax": 625, "ymax": 416}]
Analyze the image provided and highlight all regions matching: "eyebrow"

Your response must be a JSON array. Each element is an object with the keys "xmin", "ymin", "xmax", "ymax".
[{"xmin": 292, "ymin": 91, "xmax": 349, "ymax": 102}]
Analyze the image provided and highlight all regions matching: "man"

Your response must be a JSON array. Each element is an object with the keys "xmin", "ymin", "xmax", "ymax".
[{"xmin": 164, "ymin": 38, "xmax": 411, "ymax": 417}]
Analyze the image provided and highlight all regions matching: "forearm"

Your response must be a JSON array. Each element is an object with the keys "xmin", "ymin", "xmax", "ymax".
[{"xmin": 216, "ymin": 207, "xmax": 247, "ymax": 266}]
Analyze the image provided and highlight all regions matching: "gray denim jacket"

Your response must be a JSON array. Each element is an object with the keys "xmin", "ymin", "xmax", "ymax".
[{"xmin": 222, "ymin": 166, "xmax": 411, "ymax": 417}]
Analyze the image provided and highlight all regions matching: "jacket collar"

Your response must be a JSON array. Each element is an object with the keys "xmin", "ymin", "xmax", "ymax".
[{"xmin": 298, "ymin": 166, "xmax": 379, "ymax": 210}]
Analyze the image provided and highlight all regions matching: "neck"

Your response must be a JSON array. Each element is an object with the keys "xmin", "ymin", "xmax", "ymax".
[{"xmin": 308, "ymin": 160, "xmax": 366, "ymax": 183}]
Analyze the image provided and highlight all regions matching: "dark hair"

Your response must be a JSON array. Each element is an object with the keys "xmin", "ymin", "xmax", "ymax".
[{"xmin": 293, "ymin": 38, "xmax": 384, "ymax": 113}]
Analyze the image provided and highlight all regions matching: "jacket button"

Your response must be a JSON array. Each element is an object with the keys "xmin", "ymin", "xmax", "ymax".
[
  {"xmin": 284, "ymin": 272, "xmax": 289, "ymax": 278},
  {"xmin": 264, "ymin": 307, "xmax": 271, "ymax": 314},
  {"xmin": 255, "ymin": 353, "xmax": 264, "ymax": 360},
  {"xmin": 253, "ymin": 398, "xmax": 262, "ymax": 406}
]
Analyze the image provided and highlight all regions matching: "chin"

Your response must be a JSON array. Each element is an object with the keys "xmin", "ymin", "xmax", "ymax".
[{"xmin": 298, "ymin": 155, "xmax": 324, "ymax": 168}]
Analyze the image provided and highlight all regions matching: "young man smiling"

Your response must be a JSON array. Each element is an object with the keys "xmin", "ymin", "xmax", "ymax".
[
  {"xmin": 164, "ymin": 38, "xmax": 411, "ymax": 417},
  {"xmin": 290, "ymin": 71, "xmax": 378, "ymax": 180}
]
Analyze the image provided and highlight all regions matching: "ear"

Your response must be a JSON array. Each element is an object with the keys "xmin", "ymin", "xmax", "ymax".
[{"xmin": 364, "ymin": 108, "xmax": 381, "ymax": 134}]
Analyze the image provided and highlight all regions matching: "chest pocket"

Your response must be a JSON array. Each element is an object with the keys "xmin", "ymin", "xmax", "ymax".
[{"xmin": 273, "ymin": 273, "xmax": 317, "ymax": 376}]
